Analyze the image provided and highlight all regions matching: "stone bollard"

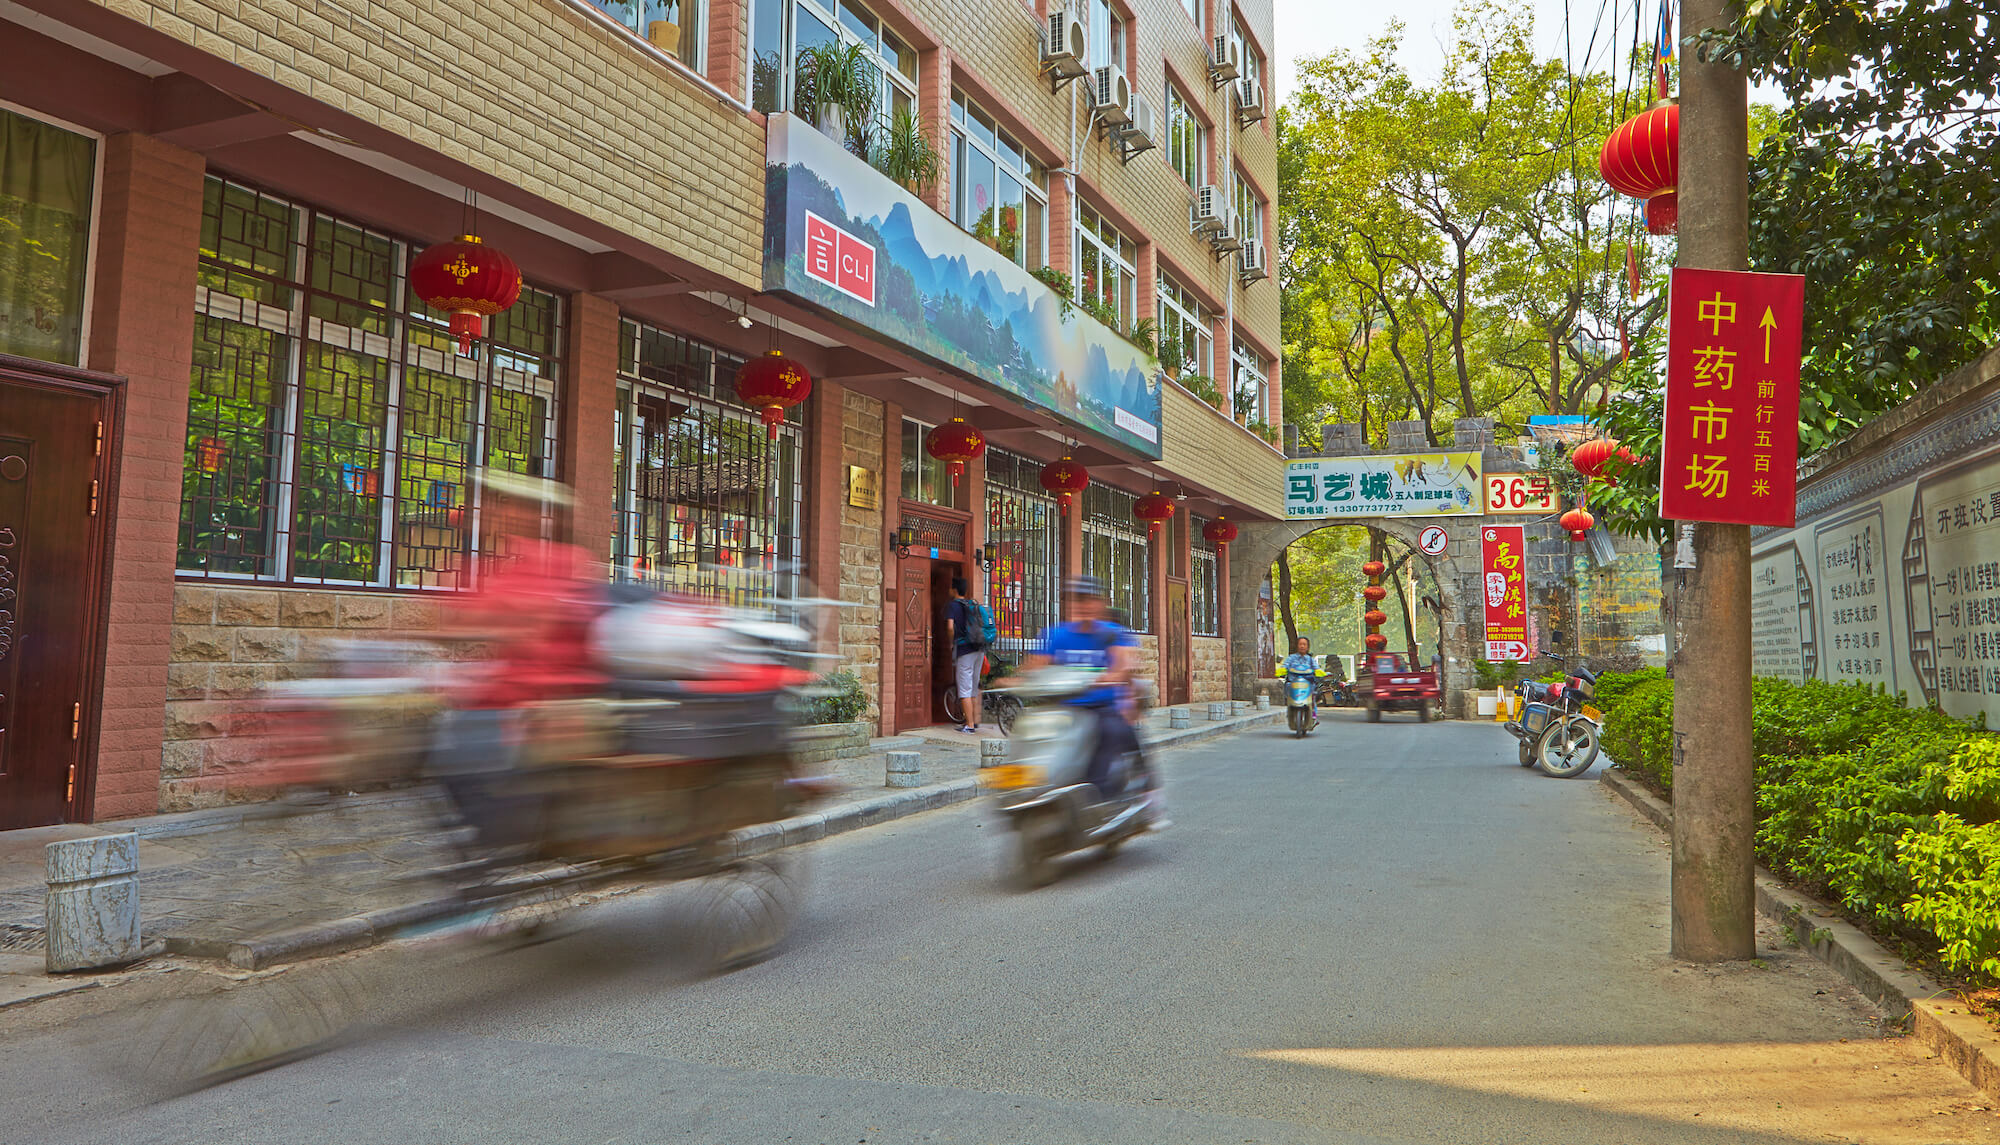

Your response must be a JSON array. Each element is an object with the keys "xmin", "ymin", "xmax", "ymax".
[
  {"xmin": 1252, "ymin": 695, "xmax": 1270, "ymax": 711},
  {"xmin": 886, "ymin": 750, "xmax": 922, "ymax": 788},
  {"xmin": 1207, "ymin": 701, "xmax": 1231, "ymax": 721},
  {"xmin": 1169, "ymin": 708, "xmax": 1191, "ymax": 729},
  {"xmin": 45, "ymin": 834, "xmax": 142, "ymax": 973},
  {"xmin": 979, "ymin": 738, "xmax": 1008, "ymax": 766}
]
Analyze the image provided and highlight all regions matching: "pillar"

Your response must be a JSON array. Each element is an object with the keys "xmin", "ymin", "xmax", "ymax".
[{"xmin": 560, "ymin": 292, "xmax": 620, "ymax": 556}]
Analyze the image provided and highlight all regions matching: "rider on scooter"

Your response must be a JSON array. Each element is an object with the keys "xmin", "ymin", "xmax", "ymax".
[
  {"xmin": 1280, "ymin": 636, "xmax": 1322, "ymax": 728},
  {"xmin": 1024, "ymin": 576, "xmax": 1141, "ymax": 800}
]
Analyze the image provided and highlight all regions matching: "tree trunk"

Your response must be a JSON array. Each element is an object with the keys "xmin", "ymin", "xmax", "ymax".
[{"xmin": 1276, "ymin": 549, "xmax": 1300, "ymax": 654}]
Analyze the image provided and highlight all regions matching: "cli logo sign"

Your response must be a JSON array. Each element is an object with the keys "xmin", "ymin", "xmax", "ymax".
[{"xmin": 804, "ymin": 211, "xmax": 876, "ymax": 306}]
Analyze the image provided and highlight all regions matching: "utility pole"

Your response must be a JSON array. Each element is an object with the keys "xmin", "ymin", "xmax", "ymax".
[{"xmin": 1670, "ymin": 0, "xmax": 1756, "ymax": 960}]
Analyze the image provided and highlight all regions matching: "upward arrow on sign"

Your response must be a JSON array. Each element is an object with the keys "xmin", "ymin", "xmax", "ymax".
[{"xmin": 1760, "ymin": 306, "xmax": 1776, "ymax": 363}]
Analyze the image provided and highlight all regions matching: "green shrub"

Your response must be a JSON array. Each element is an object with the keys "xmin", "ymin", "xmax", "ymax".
[
  {"xmin": 1591, "ymin": 666, "xmax": 1666, "ymax": 710},
  {"xmin": 1900, "ymin": 813, "xmax": 2000, "ymax": 979},
  {"xmin": 1601, "ymin": 678, "xmax": 1676, "ymax": 789},
  {"xmin": 801, "ymin": 670, "xmax": 867, "ymax": 725}
]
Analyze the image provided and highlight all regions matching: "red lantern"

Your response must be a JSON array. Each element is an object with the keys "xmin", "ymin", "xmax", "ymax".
[
  {"xmin": 1560, "ymin": 506, "xmax": 1596, "ymax": 541},
  {"xmin": 925, "ymin": 418, "xmax": 986, "ymax": 485},
  {"xmin": 1363, "ymin": 609, "xmax": 1389, "ymax": 628},
  {"xmin": 734, "ymin": 350, "xmax": 814, "ymax": 440},
  {"xmin": 1201, "ymin": 517, "xmax": 1238, "ymax": 549},
  {"xmin": 1133, "ymin": 491, "xmax": 1175, "ymax": 536},
  {"xmin": 1599, "ymin": 101, "xmax": 1679, "ymax": 236},
  {"xmin": 409, "ymin": 235, "xmax": 523, "ymax": 355},
  {"xmin": 1570, "ymin": 438, "xmax": 1621, "ymax": 479},
  {"xmin": 1362, "ymin": 584, "xmax": 1387, "ymax": 602},
  {"xmin": 1361, "ymin": 560, "xmax": 1386, "ymax": 578},
  {"xmin": 1364, "ymin": 633, "xmax": 1389, "ymax": 652},
  {"xmin": 1039, "ymin": 456, "xmax": 1090, "ymax": 515}
]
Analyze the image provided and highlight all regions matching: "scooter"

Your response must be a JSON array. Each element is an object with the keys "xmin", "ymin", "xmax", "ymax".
[
  {"xmin": 1284, "ymin": 667, "xmax": 1321, "ymax": 737},
  {"xmin": 981, "ymin": 668, "xmax": 1160, "ymax": 888}
]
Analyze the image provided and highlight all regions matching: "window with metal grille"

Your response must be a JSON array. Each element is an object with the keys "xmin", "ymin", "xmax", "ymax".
[
  {"xmin": 1192, "ymin": 516, "xmax": 1221, "ymax": 636},
  {"xmin": 982, "ymin": 450, "xmax": 1061, "ymax": 658},
  {"xmin": 610, "ymin": 319, "xmax": 805, "ymax": 604},
  {"xmin": 898, "ymin": 417, "xmax": 967, "ymax": 509},
  {"xmin": 1083, "ymin": 483, "xmax": 1150, "ymax": 632},
  {"xmin": 177, "ymin": 176, "xmax": 562, "ymax": 587}
]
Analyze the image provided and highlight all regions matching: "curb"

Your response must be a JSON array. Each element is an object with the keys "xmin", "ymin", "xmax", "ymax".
[{"xmin": 1599, "ymin": 767, "xmax": 2000, "ymax": 1098}]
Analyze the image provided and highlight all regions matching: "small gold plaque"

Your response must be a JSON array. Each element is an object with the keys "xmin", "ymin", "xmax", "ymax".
[{"xmin": 847, "ymin": 465, "xmax": 879, "ymax": 510}]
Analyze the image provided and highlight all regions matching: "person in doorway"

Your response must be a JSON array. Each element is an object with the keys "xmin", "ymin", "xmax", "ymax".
[
  {"xmin": 946, "ymin": 577, "xmax": 987, "ymax": 734},
  {"xmin": 1026, "ymin": 577, "xmax": 1143, "ymax": 800}
]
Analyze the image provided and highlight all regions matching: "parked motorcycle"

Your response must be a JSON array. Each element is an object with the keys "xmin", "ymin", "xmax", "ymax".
[
  {"xmin": 1503, "ymin": 640, "xmax": 1603, "ymax": 777},
  {"xmin": 1316, "ymin": 673, "xmax": 1360, "ymax": 708},
  {"xmin": 1284, "ymin": 666, "xmax": 1322, "ymax": 737},
  {"xmin": 981, "ymin": 668, "xmax": 1160, "ymax": 887}
]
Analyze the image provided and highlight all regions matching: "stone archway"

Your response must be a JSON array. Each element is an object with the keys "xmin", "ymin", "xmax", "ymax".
[{"xmin": 1229, "ymin": 518, "xmax": 1483, "ymax": 715}]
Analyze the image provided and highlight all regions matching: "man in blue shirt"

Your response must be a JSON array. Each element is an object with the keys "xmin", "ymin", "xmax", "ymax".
[
  {"xmin": 1026, "ymin": 576, "xmax": 1141, "ymax": 797},
  {"xmin": 945, "ymin": 577, "xmax": 986, "ymax": 734}
]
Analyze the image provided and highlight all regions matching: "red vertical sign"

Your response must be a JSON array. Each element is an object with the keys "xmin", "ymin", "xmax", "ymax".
[
  {"xmin": 1482, "ymin": 525, "xmax": 1530, "ymax": 661},
  {"xmin": 1659, "ymin": 267, "xmax": 1806, "ymax": 527}
]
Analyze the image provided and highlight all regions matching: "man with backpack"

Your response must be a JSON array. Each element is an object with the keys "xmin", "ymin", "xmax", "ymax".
[{"xmin": 946, "ymin": 577, "xmax": 993, "ymax": 734}]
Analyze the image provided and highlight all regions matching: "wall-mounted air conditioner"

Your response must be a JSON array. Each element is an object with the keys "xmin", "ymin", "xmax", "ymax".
[
  {"xmin": 1091, "ymin": 65, "xmax": 1132, "ymax": 126},
  {"xmin": 1237, "ymin": 77, "xmax": 1267, "ymax": 126},
  {"xmin": 1042, "ymin": 12, "xmax": 1088, "ymax": 81},
  {"xmin": 1117, "ymin": 93, "xmax": 1159, "ymax": 160},
  {"xmin": 1208, "ymin": 35, "xmax": 1240, "ymax": 88},
  {"xmin": 1239, "ymin": 239, "xmax": 1269, "ymax": 283},
  {"xmin": 1192, "ymin": 184, "xmax": 1225, "ymax": 234},
  {"xmin": 1210, "ymin": 220, "xmax": 1243, "ymax": 255}
]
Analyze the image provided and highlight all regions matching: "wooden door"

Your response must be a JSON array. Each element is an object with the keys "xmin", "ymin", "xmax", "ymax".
[
  {"xmin": 0, "ymin": 366, "xmax": 114, "ymax": 828},
  {"xmin": 896, "ymin": 558, "xmax": 933, "ymax": 732},
  {"xmin": 1165, "ymin": 578, "xmax": 1191, "ymax": 707}
]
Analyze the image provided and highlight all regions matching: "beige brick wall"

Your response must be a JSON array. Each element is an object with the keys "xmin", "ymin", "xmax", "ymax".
[
  {"xmin": 93, "ymin": 0, "xmax": 767, "ymax": 286},
  {"xmin": 1192, "ymin": 634, "xmax": 1228, "ymax": 702},
  {"xmin": 1160, "ymin": 385, "xmax": 1284, "ymax": 515},
  {"xmin": 837, "ymin": 391, "xmax": 888, "ymax": 724},
  {"xmin": 161, "ymin": 584, "xmax": 445, "ymax": 810}
]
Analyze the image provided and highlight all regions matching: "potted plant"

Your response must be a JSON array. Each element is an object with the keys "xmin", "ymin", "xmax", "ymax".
[
  {"xmin": 1181, "ymin": 372, "xmax": 1222, "ymax": 407},
  {"xmin": 797, "ymin": 41, "xmax": 878, "ymax": 148},
  {"xmin": 1030, "ymin": 266, "xmax": 1076, "ymax": 321},
  {"xmin": 873, "ymin": 105, "xmax": 942, "ymax": 191},
  {"xmin": 1130, "ymin": 317, "xmax": 1158, "ymax": 357},
  {"xmin": 1157, "ymin": 334, "xmax": 1184, "ymax": 379}
]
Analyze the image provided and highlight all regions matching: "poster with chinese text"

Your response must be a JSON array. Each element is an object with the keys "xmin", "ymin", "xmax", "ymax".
[{"xmin": 1285, "ymin": 453, "xmax": 1483, "ymax": 519}]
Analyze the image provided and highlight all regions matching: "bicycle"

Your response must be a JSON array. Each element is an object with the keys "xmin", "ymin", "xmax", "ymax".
[{"xmin": 941, "ymin": 654, "xmax": 1023, "ymax": 735}]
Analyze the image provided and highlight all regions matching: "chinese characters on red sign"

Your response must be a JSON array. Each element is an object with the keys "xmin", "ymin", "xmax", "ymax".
[
  {"xmin": 804, "ymin": 211, "xmax": 877, "ymax": 306},
  {"xmin": 1482, "ymin": 525, "xmax": 1530, "ymax": 661},
  {"xmin": 1659, "ymin": 267, "xmax": 1805, "ymax": 527}
]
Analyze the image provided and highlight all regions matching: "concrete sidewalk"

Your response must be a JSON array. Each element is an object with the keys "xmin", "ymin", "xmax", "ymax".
[{"xmin": 0, "ymin": 704, "xmax": 1279, "ymax": 1003}]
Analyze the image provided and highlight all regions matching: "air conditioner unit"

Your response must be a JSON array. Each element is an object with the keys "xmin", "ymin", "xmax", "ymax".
[
  {"xmin": 1042, "ymin": 12, "xmax": 1088, "ymax": 78},
  {"xmin": 1210, "ymin": 220, "xmax": 1243, "ymax": 254},
  {"xmin": 1192, "ymin": 184, "xmax": 1226, "ymax": 234},
  {"xmin": 1238, "ymin": 238, "xmax": 1269, "ymax": 283},
  {"xmin": 1208, "ymin": 35, "xmax": 1240, "ymax": 85},
  {"xmin": 1092, "ymin": 65, "xmax": 1132, "ymax": 126},
  {"xmin": 1119, "ymin": 93, "xmax": 1159, "ymax": 155},
  {"xmin": 1237, "ymin": 76, "xmax": 1267, "ymax": 126}
]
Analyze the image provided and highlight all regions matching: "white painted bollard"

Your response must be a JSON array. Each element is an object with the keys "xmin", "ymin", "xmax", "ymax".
[
  {"xmin": 979, "ymin": 738, "xmax": 1008, "ymax": 765},
  {"xmin": 1169, "ymin": 708, "xmax": 1191, "ymax": 729},
  {"xmin": 1207, "ymin": 701, "xmax": 1230, "ymax": 721},
  {"xmin": 886, "ymin": 750, "xmax": 922, "ymax": 788},
  {"xmin": 45, "ymin": 834, "xmax": 141, "ymax": 973},
  {"xmin": 1252, "ymin": 695, "xmax": 1270, "ymax": 711}
]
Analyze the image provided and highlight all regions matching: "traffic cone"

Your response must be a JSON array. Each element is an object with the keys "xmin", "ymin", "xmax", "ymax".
[{"xmin": 1491, "ymin": 688, "xmax": 1507, "ymax": 721}]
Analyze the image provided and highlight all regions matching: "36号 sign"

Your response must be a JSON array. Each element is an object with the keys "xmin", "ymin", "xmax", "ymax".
[
  {"xmin": 1418, "ymin": 525, "xmax": 1449, "ymax": 555},
  {"xmin": 1483, "ymin": 472, "xmax": 1558, "ymax": 515}
]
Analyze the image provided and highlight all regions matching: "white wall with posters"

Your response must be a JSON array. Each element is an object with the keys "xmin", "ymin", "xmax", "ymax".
[{"xmin": 1749, "ymin": 352, "xmax": 2000, "ymax": 722}]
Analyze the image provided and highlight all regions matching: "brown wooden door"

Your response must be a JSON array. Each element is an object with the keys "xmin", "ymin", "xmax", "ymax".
[
  {"xmin": 0, "ymin": 371, "xmax": 108, "ymax": 828},
  {"xmin": 897, "ymin": 558, "xmax": 933, "ymax": 732},
  {"xmin": 1165, "ymin": 578, "xmax": 1191, "ymax": 707}
]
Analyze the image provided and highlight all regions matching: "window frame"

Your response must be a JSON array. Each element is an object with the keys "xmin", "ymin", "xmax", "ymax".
[
  {"xmin": 1191, "ymin": 517, "xmax": 1220, "ymax": 637},
  {"xmin": 899, "ymin": 417, "xmax": 969, "ymax": 510},
  {"xmin": 749, "ymin": 0, "xmax": 917, "ymax": 136},
  {"xmin": 1073, "ymin": 201, "xmax": 1138, "ymax": 332},
  {"xmin": 0, "ymin": 100, "xmax": 103, "ymax": 368},
  {"xmin": 1082, "ymin": 484, "xmax": 1152, "ymax": 633},
  {"xmin": 1232, "ymin": 336, "xmax": 1269, "ymax": 424},
  {"xmin": 579, "ymin": 0, "xmax": 708, "ymax": 74},
  {"xmin": 949, "ymin": 89, "xmax": 1050, "ymax": 269},
  {"xmin": 1157, "ymin": 272, "xmax": 1213, "ymax": 379},
  {"xmin": 1229, "ymin": 14, "xmax": 1264, "ymax": 111},
  {"xmin": 1164, "ymin": 82, "xmax": 1205, "ymax": 187},
  {"xmin": 982, "ymin": 449, "xmax": 1063, "ymax": 658}
]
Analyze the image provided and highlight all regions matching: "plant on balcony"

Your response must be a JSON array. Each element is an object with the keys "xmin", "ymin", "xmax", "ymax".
[
  {"xmin": 1130, "ymin": 316, "xmax": 1158, "ymax": 358},
  {"xmin": 1078, "ymin": 294, "xmax": 1121, "ymax": 333},
  {"xmin": 1029, "ymin": 266, "xmax": 1076, "ymax": 321},
  {"xmin": 873, "ymin": 106, "xmax": 942, "ymax": 192},
  {"xmin": 797, "ymin": 41, "xmax": 878, "ymax": 154},
  {"xmin": 1248, "ymin": 419, "xmax": 1278, "ymax": 445},
  {"xmin": 1157, "ymin": 333, "xmax": 1184, "ymax": 378},
  {"xmin": 1181, "ymin": 372, "xmax": 1223, "ymax": 407}
]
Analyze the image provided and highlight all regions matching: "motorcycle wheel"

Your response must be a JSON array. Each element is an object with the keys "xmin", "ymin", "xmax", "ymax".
[
  {"xmin": 1366, "ymin": 702, "xmax": 1381, "ymax": 723},
  {"xmin": 1536, "ymin": 719, "xmax": 1600, "ymax": 778},
  {"xmin": 1012, "ymin": 810, "xmax": 1062, "ymax": 889},
  {"xmin": 1518, "ymin": 738, "xmax": 1536, "ymax": 767}
]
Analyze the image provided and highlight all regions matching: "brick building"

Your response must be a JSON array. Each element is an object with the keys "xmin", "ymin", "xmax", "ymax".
[{"xmin": 0, "ymin": 0, "xmax": 1283, "ymax": 826}]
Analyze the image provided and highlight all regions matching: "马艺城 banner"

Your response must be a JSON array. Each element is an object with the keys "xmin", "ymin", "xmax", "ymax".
[{"xmin": 1285, "ymin": 454, "xmax": 1484, "ymax": 519}]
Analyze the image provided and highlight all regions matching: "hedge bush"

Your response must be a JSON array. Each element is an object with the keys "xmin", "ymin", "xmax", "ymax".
[
  {"xmin": 1596, "ymin": 674, "xmax": 2000, "ymax": 982},
  {"xmin": 801, "ymin": 670, "xmax": 868, "ymax": 725}
]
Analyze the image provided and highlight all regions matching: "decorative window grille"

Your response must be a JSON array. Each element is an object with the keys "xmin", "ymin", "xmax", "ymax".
[
  {"xmin": 982, "ymin": 450, "xmax": 1062, "ymax": 657},
  {"xmin": 1192, "ymin": 515, "xmax": 1221, "ymax": 636},
  {"xmin": 1083, "ymin": 483, "xmax": 1151, "ymax": 632},
  {"xmin": 611, "ymin": 319, "xmax": 805, "ymax": 603},
  {"xmin": 177, "ymin": 175, "xmax": 561, "ymax": 588}
]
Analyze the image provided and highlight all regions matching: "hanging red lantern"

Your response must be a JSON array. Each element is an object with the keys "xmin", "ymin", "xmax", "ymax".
[
  {"xmin": 409, "ymin": 235, "xmax": 523, "ymax": 355},
  {"xmin": 1560, "ymin": 506, "xmax": 1596, "ymax": 541},
  {"xmin": 925, "ymin": 418, "xmax": 986, "ymax": 485},
  {"xmin": 1039, "ymin": 456, "xmax": 1090, "ymax": 515},
  {"xmin": 1570, "ymin": 438, "xmax": 1622, "ymax": 479},
  {"xmin": 1363, "ymin": 609, "xmax": 1389, "ymax": 628},
  {"xmin": 1201, "ymin": 517, "xmax": 1238, "ymax": 549},
  {"xmin": 734, "ymin": 350, "xmax": 814, "ymax": 440},
  {"xmin": 1364, "ymin": 633, "xmax": 1389, "ymax": 652},
  {"xmin": 1361, "ymin": 560, "xmax": 1386, "ymax": 578},
  {"xmin": 1362, "ymin": 584, "xmax": 1387, "ymax": 602},
  {"xmin": 1133, "ymin": 491, "xmax": 1176, "ymax": 536},
  {"xmin": 1599, "ymin": 101, "xmax": 1679, "ymax": 236}
]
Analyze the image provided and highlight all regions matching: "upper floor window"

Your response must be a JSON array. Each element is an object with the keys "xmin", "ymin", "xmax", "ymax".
[
  {"xmin": 1233, "ymin": 172, "xmax": 1262, "ymax": 248},
  {"xmin": 951, "ymin": 90, "xmax": 1049, "ymax": 269},
  {"xmin": 0, "ymin": 107, "xmax": 95, "ymax": 365},
  {"xmin": 750, "ymin": 0, "xmax": 918, "ymax": 147},
  {"xmin": 1087, "ymin": 0, "xmax": 1126, "ymax": 71},
  {"xmin": 1164, "ymin": 83, "xmax": 1204, "ymax": 186},
  {"xmin": 1158, "ymin": 273, "xmax": 1213, "ymax": 378},
  {"xmin": 585, "ymin": 0, "xmax": 706, "ymax": 73},
  {"xmin": 1074, "ymin": 203, "xmax": 1138, "ymax": 334},
  {"xmin": 1181, "ymin": 0, "xmax": 1202, "ymax": 32},
  {"xmin": 1229, "ymin": 15, "xmax": 1263, "ymax": 109},
  {"xmin": 1232, "ymin": 337, "xmax": 1268, "ymax": 423}
]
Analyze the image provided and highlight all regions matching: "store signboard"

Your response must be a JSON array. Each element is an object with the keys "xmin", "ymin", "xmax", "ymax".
[
  {"xmin": 1284, "ymin": 453, "xmax": 1483, "ymax": 519},
  {"xmin": 763, "ymin": 114, "xmax": 1162, "ymax": 458}
]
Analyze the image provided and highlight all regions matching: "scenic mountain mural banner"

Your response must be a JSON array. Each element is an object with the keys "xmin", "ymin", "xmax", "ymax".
[{"xmin": 762, "ymin": 114, "xmax": 1163, "ymax": 459}]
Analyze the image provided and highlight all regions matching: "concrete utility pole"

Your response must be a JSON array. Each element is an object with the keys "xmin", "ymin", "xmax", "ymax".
[{"xmin": 1670, "ymin": 0, "xmax": 1757, "ymax": 960}]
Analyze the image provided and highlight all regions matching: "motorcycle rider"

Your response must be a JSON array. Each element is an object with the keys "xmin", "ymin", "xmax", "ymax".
[
  {"xmin": 1280, "ymin": 636, "xmax": 1322, "ymax": 728},
  {"xmin": 1025, "ymin": 576, "xmax": 1142, "ymax": 800}
]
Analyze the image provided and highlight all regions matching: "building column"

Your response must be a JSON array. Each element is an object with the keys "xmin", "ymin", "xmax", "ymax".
[
  {"xmin": 1062, "ymin": 493, "xmax": 1085, "ymax": 617},
  {"xmin": 83, "ymin": 133, "xmax": 207, "ymax": 821},
  {"xmin": 1210, "ymin": 313, "xmax": 1230, "ymax": 410},
  {"xmin": 920, "ymin": 51, "xmax": 953, "ymax": 217},
  {"xmin": 1268, "ymin": 350, "xmax": 1283, "ymax": 434},
  {"xmin": 1136, "ymin": 244, "xmax": 1157, "ymax": 323},
  {"xmin": 1048, "ymin": 177, "xmax": 1074, "ymax": 279},
  {"xmin": 707, "ymin": 0, "xmax": 750, "ymax": 105},
  {"xmin": 877, "ymin": 400, "xmax": 903, "ymax": 734},
  {"xmin": 560, "ymin": 292, "xmax": 621, "ymax": 557}
]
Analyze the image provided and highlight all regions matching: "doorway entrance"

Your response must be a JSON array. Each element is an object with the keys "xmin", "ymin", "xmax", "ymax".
[
  {"xmin": 1165, "ymin": 578, "xmax": 1191, "ymax": 707},
  {"xmin": 0, "ymin": 357, "xmax": 120, "ymax": 829},
  {"xmin": 894, "ymin": 554, "xmax": 973, "ymax": 733}
]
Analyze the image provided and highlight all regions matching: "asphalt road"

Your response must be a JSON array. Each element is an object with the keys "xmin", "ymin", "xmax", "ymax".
[{"xmin": 9, "ymin": 712, "xmax": 1999, "ymax": 1144}]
